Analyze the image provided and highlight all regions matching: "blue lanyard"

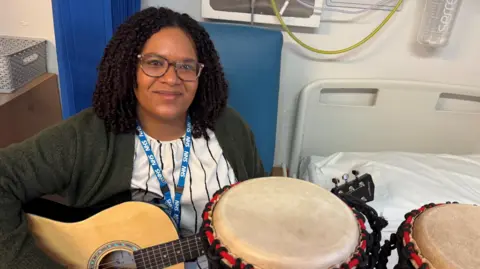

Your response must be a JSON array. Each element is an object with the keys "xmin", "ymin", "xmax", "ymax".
[{"xmin": 136, "ymin": 116, "xmax": 192, "ymax": 228}]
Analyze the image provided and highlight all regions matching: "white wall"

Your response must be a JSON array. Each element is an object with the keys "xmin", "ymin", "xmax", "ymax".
[
  {"xmin": 145, "ymin": 0, "xmax": 480, "ymax": 166},
  {"xmin": 0, "ymin": 0, "xmax": 58, "ymax": 74},
  {"xmin": 142, "ymin": 0, "xmax": 202, "ymax": 20}
]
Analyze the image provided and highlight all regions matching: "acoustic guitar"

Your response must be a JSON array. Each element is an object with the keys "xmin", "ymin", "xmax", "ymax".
[
  {"xmin": 24, "ymin": 192, "xmax": 204, "ymax": 269},
  {"xmin": 23, "ymin": 171, "xmax": 374, "ymax": 269}
]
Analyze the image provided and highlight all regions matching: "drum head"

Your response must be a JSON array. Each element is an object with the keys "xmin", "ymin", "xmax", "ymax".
[
  {"xmin": 412, "ymin": 204, "xmax": 480, "ymax": 269},
  {"xmin": 209, "ymin": 177, "xmax": 360, "ymax": 269}
]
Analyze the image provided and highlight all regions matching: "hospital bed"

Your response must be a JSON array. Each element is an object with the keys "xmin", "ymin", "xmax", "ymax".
[{"xmin": 288, "ymin": 78, "xmax": 480, "ymax": 267}]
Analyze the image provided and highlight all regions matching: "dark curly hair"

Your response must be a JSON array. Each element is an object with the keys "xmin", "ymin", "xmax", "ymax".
[{"xmin": 92, "ymin": 7, "xmax": 228, "ymax": 139}]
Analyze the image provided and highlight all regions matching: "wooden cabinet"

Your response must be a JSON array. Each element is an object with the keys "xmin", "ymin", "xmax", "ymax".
[{"xmin": 0, "ymin": 73, "xmax": 63, "ymax": 148}]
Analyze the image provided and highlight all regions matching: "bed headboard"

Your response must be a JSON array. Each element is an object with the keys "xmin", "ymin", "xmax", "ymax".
[{"xmin": 289, "ymin": 79, "xmax": 480, "ymax": 177}]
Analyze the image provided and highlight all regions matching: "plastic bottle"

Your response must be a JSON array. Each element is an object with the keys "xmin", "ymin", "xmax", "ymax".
[{"xmin": 417, "ymin": 0, "xmax": 463, "ymax": 48}]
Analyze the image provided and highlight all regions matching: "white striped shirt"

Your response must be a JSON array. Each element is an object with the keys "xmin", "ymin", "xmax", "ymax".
[{"xmin": 131, "ymin": 128, "xmax": 237, "ymax": 269}]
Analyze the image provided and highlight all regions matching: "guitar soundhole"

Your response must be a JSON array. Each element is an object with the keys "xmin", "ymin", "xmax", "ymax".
[
  {"xmin": 98, "ymin": 250, "xmax": 135, "ymax": 269},
  {"xmin": 89, "ymin": 241, "xmax": 140, "ymax": 269}
]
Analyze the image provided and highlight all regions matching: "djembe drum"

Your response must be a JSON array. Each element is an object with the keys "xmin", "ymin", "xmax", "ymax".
[
  {"xmin": 378, "ymin": 202, "xmax": 480, "ymax": 269},
  {"xmin": 200, "ymin": 177, "xmax": 386, "ymax": 269}
]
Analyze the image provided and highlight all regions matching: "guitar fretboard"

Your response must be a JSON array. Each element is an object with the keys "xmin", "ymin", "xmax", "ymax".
[{"xmin": 133, "ymin": 234, "xmax": 205, "ymax": 269}]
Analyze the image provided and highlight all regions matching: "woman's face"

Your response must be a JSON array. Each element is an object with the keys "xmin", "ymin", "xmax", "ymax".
[{"xmin": 135, "ymin": 27, "xmax": 200, "ymax": 122}]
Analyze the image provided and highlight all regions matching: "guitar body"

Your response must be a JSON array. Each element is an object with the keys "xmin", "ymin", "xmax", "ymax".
[{"xmin": 25, "ymin": 197, "xmax": 184, "ymax": 269}]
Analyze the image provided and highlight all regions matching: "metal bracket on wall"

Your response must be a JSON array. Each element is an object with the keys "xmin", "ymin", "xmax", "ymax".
[
  {"xmin": 251, "ymin": 0, "xmax": 256, "ymax": 24},
  {"xmin": 325, "ymin": 0, "xmax": 403, "ymax": 11},
  {"xmin": 202, "ymin": 0, "xmax": 323, "ymax": 28},
  {"xmin": 209, "ymin": 0, "xmax": 316, "ymax": 18}
]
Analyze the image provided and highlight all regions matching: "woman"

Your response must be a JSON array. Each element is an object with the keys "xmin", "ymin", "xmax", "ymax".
[{"xmin": 0, "ymin": 7, "xmax": 264, "ymax": 269}]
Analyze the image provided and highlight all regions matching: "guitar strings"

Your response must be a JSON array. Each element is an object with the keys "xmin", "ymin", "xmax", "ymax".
[
  {"xmin": 136, "ymin": 237, "xmax": 204, "ymax": 269},
  {"xmin": 96, "ymin": 259, "xmax": 136, "ymax": 269},
  {"xmin": 102, "ymin": 264, "xmax": 137, "ymax": 269},
  {"xmin": 96, "ymin": 236, "xmax": 204, "ymax": 268},
  {"xmin": 137, "ymin": 237, "xmax": 198, "ymax": 267}
]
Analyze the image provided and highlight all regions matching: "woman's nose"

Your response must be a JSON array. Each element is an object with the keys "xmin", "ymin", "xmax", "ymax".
[{"xmin": 161, "ymin": 64, "xmax": 180, "ymax": 85}]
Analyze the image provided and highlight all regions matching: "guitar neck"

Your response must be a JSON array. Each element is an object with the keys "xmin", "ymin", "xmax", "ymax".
[{"xmin": 133, "ymin": 234, "xmax": 205, "ymax": 269}]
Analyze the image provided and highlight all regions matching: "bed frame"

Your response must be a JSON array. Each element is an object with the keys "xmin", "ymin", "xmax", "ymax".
[{"xmin": 289, "ymin": 79, "xmax": 480, "ymax": 178}]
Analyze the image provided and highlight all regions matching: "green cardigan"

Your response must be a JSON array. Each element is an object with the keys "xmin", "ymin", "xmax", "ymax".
[{"xmin": 0, "ymin": 107, "xmax": 265, "ymax": 269}]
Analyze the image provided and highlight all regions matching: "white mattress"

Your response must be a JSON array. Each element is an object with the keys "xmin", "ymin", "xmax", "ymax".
[{"xmin": 298, "ymin": 151, "xmax": 480, "ymax": 268}]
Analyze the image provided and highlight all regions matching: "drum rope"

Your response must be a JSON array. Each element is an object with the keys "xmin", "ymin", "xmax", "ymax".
[{"xmin": 337, "ymin": 193, "xmax": 389, "ymax": 269}]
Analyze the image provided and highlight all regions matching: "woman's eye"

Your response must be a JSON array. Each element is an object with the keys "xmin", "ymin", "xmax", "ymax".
[
  {"xmin": 179, "ymin": 64, "xmax": 195, "ymax": 70},
  {"xmin": 147, "ymin": 60, "xmax": 164, "ymax": 66}
]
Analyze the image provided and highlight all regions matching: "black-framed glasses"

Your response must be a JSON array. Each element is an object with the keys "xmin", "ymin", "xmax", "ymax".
[{"xmin": 137, "ymin": 54, "xmax": 204, "ymax": 82}]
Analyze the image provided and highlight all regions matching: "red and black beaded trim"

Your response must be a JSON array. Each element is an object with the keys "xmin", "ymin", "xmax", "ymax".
[
  {"xmin": 397, "ymin": 202, "xmax": 460, "ymax": 269},
  {"xmin": 200, "ymin": 183, "xmax": 373, "ymax": 269}
]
